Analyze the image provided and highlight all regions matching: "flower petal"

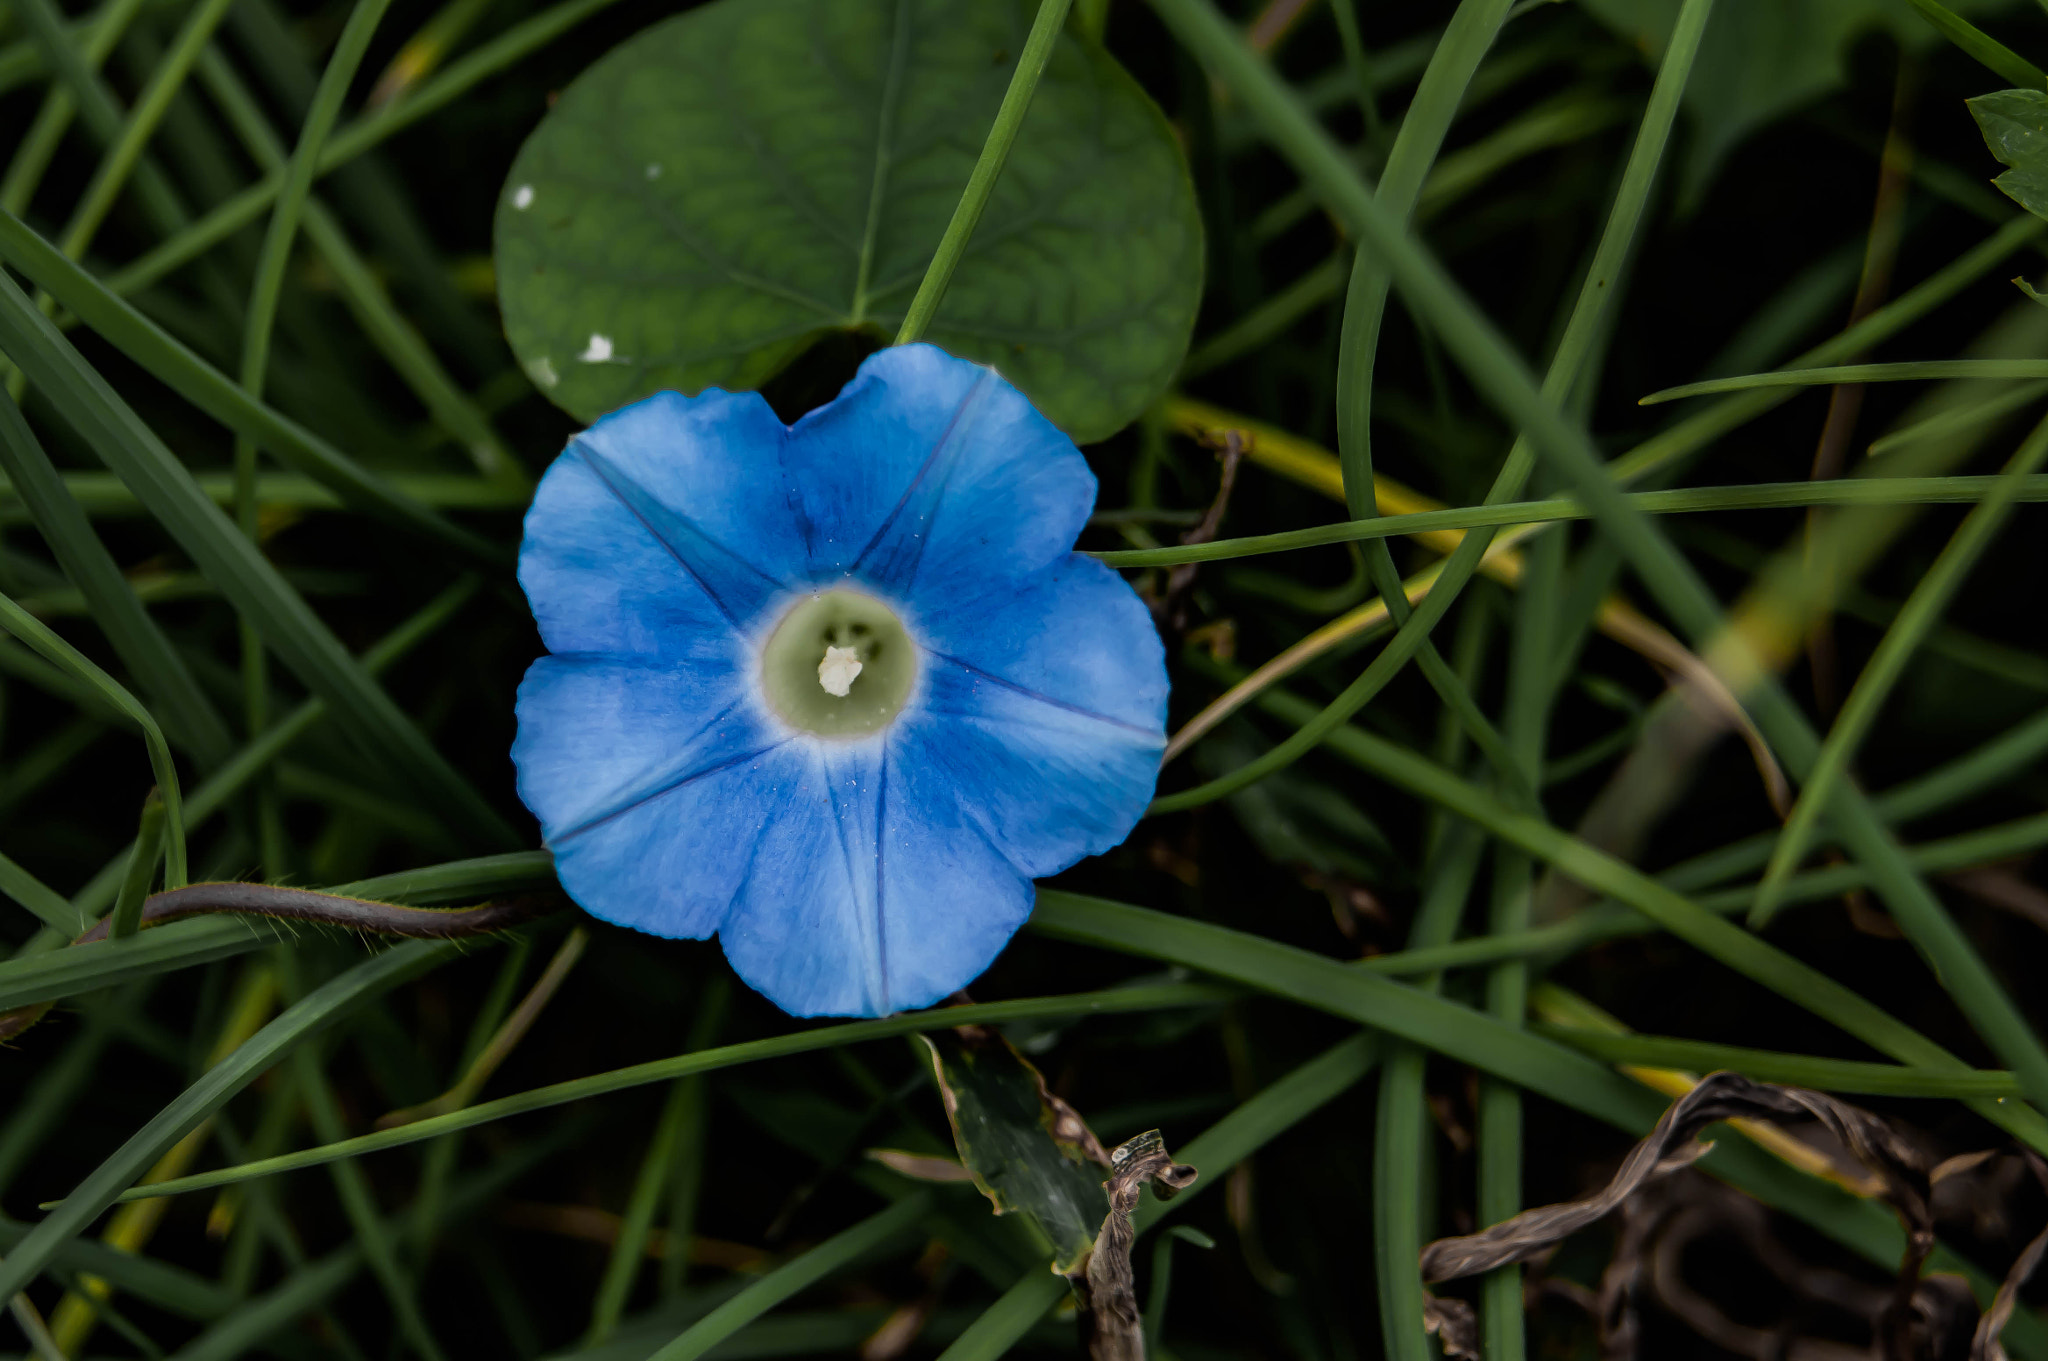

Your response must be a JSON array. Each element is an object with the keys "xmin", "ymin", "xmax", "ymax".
[
  {"xmin": 905, "ymin": 556, "xmax": 1166, "ymax": 874},
  {"xmin": 719, "ymin": 743, "xmax": 887, "ymax": 1017},
  {"xmin": 783, "ymin": 344, "xmax": 1094, "ymax": 590},
  {"xmin": 520, "ymin": 388, "xmax": 805, "ymax": 654},
  {"xmin": 717, "ymin": 742, "xmax": 1034, "ymax": 1017},
  {"xmin": 514, "ymin": 654, "xmax": 785, "ymax": 939}
]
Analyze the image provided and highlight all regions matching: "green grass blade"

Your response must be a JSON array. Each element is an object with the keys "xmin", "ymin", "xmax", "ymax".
[
  {"xmin": 646, "ymin": 1193, "xmax": 931, "ymax": 1361},
  {"xmin": 1607, "ymin": 214, "xmax": 2044, "ymax": 488},
  {"xmin": 237, "ymin": 0, "xmax": 397, "ymax": 415},
  {"xmin": 0, "ymin": 0, "xmax": 147, "ymax": 214},
  {"xmin": 292, "ymin": 1043, "xmax": 450, "ymax": 1361},
  {"xmin": 1535, "ymin": 1027, "xmax": 2018, "ymax": 1097},
  {"xmin": 1150, "ymin": 0, "xmax": 1711, "ymax": 811},
  {"xmin": 931, "ymin": 1273, "xmax": 1067, "ymax": 1361},
  {"xmin": 107, "ymin": 789, "xmax": 166, "ymax": 939},
  {"xmin": 1092, "ymin": 476, "xmax": 2048, "ymax": 568},
  {"xmin": 1901, "ymin": 0, "xmax": 2046, "ymax": 88},
  {"xmin": 0, "ymin": 851, "xmax": 550, "ymax": 1014},
  {"xmin": 0, "ymin": 940, "xmax": 453, "ymax": 1302},
  {"xmin": 1645, "ymin": 359, "xmax": 2048, "ymax": 402},
  {"xmin": 1377, "ymin": 822, "xmax": 1484, "ymax": 1361},
  {"xmin": 55, "ymin": 0, "xmax": 239, "ymax": 261},
  {"xmin": 0, "ymin": 266, "xmax": 518, "ymax": 848},
  {"xmin": 0, "ymin": 587, "xmax": 186, "ymax": 888},
  {"xmin": 104, "ymin": 0, "xmax": 632, "ymax": 299},
  {"xmin": 893, "ymin": 0, "xmax": 1074, "ymax": 343},
  {"xmin": 1236, "ymin": 679, "xmax": 2048, "ymax": 1152},
  {"xmin": 1753, "ymin": 414, "xmax": 2048, "ymax": 924},
  {"xmin": 0, "ymin": 388, "xmax": 232, "ymax": 764},
  {"xmin": 192, "ymin": 47, "xmax": 524, "ymax": 486},
  {"xmin": 0, "ymin": 212, "xmax": 506, "ymax": 563},
  {"xmin": 97, "ymin": 983, "xmax": 1233, "ymax": 1203},
  {"xmin": 71, "ymin": 578, "xmax": 480, "ymax": 919},
  {"xmin": 0, "ymin": 850, "xmax": 77, "ymax": 932},
  {"xmin": 1033, "ymin": 891, "xmax": 1659, "ymax": 1128},
  {"xmin": 1153, "ymin": 0, "xmax": 2048, "ymax": 1122},
  {"xmin": 585, "ymin": 1076, "xmax": 693, "ymax": 1343}
]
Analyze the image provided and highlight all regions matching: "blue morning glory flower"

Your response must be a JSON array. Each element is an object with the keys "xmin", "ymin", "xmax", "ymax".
[{"xmin": 512, "ymin": 344, "xmax": 1168, "ymax": 1018}]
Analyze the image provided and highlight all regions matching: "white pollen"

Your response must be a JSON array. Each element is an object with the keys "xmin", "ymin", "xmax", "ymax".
[
  {"xmin": 579, "ymin": 333, "xmax": 614, "ymax": 363},
  {"xmin": 645, "ymin": 163, "xmax": 662, "ymax": 179},
  {"xmin": 818, "ymin": 645, "xmax": 862, "ymax": 697},
  {"xmin": 512, "ymin": 184, "xmax": 534, "ymax": 209}
]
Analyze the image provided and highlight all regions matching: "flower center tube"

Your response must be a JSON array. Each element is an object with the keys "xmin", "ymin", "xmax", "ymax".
[{"xmin": 759, "ymin": 588, "xmax": 918, "ymax": 737}]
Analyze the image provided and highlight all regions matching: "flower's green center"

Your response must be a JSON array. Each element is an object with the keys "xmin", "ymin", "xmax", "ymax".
[{"xmin": 760, "ymin": 589, "xmax": 917, "ymax": 737}]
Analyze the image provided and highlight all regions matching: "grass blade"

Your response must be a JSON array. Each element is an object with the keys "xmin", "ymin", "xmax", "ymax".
[
  {"xmin": 0, "ymin": 587, "xmax": 185, "ymax": 888},
  {"xmin": 1753, "ymin": 413, "xmax": 2048, "ymax": 924},
  {"xmin": 0, "ymin": 388, "xmax": 232, "ymax": 765},
  {"xmin": 0, "ymin": 940, "xmax": 453, "ymax": 1302},
  {"xmin": 893, "ymin": 0, "xmax": 1074, "ymax": 344},
  {"xmin": 0, "ymin": 265, "xmax": 519, "ymax": 848},
  {"xmin": 646, "ymin": 1193, "xmax": 931, "ymax": 1361},
  {"xmin": 0, "ymin": 211, "xmax": 506, "ymax": 563}
]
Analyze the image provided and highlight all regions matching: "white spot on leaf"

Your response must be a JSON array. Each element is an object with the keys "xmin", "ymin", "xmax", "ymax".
[
  {"xmin": 512, "ymin": 184, "xmax": 534, "ymax": 210},
  {"xmin": 579, "ymin": 333, "xmax": 614, "ymax": 363},
  {"xmin": 525, "ymin": 355, "xmax": 558, "ymax": 388},
  {"xmin": 818, "ymin": 646, "xmax": 862, "ymax": 697},
  {"xmin": 645, "ymin": 163, "xmax": 662, "ymax": 180}
]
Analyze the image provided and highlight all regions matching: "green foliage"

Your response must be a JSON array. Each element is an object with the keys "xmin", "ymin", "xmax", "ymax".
[
  {"xmin": 493, "ymin": 0, "xmax": 1202, "ymax": 441},
  {"xmin": 1580, "ymin": 0, "xmax": 2027, "ymax": 199},
  {"xmin": 1973, "ymin": 86, "xmax": 2048, "ymax": 217},
  {"xmin": 923, "ymin": 1028, "xmax": 1105, "ymax": 1274}
]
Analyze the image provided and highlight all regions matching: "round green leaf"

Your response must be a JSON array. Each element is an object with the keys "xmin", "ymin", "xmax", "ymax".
[{"xmin": 494, "ymin": 0, "xmax": 1203, "ymax": 443}]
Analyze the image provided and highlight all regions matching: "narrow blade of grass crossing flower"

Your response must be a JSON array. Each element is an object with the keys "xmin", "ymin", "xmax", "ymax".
[
  {"xmin": 0, "ymin": 268, "xmax": 519, "ymax": 849},
  {"xmin": 893, "ymin": 0, "xmax": 1075, "ymax": 345},
  {"xmin": 1752, "ymin": 413, "xmax": 2048, "ymax": 925},
  {"xmin": 646, "ymin": 1194, "xmax": 931, "ymax": 1361},
  {"xmin": 0, "ymin": 388, "xmax": 232, "ymax": 766},
  {"xmin": 0, "ymin": 940, "xmax": 454, "ymax": 1303},
  {"xmin": 0, "ymin": 589, "xmax": 186, "ymax": 888},
  {"xmin": 0, "ymin": 212, "xmax": 506, "ymax": 563}
]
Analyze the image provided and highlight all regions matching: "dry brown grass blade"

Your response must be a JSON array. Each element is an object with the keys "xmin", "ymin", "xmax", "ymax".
[
  {"xmin": 1421, "ymin": 1072, "xmax": 1949, "ymax": 1361},
  {"xmin": 1083, "ymin": 1129, "xmax": 1198, "ymax": 1361}
]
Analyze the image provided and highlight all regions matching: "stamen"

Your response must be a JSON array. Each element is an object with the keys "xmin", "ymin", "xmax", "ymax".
[{"xmin": 818, "ymin": 645, "xmax": 863, "ymax": 697}]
